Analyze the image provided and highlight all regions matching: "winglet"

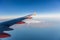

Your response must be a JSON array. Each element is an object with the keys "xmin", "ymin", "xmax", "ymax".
[
  {"xmin": 32, "ymin": 12, "xmax": 37, "ymax": 16},
  {"xmin": 26, "ymin": 12, "xmax": 37, "ymax": 19}
]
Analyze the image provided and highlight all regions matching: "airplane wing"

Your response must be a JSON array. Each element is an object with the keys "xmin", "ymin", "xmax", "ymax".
[
  {"xmin": 0, "ymin": 14, "xmax": 35, "ymax": 27},
  {"xmin": 0, "ymin": 13, "xmax": 36, "ymax": 38}
]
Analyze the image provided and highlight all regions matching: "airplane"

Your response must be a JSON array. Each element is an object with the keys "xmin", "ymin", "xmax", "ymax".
[{"xmin": 0, "ymin": 13, "xmax": 39, "ymax": 38}]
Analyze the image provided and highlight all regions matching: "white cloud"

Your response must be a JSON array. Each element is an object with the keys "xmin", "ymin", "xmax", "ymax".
[
  {"xmin": 0, "ymin": 14, "xmax": 60, "ymax": 19},
  {"xmin": 32, "ymin": 14, "xmax": 60, "ymax": 19}
]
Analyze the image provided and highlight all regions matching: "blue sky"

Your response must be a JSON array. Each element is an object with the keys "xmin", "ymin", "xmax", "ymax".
[{"xmin": 0, "ymin": 0, "xmax": 60, "ymax": 16}]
